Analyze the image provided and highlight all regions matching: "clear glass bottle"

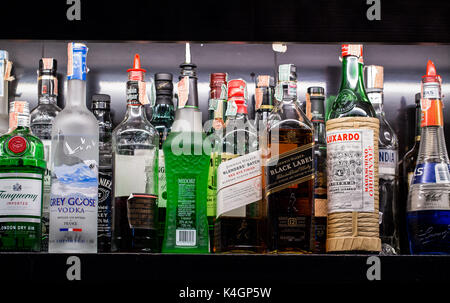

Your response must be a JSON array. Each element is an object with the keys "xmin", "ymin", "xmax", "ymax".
[
  {"xmin": 49, "ymin": 43, "xmax": 99, "ymax": 253},
  {"xmin": 306, "ymin": 86, "xmax": 327, "ymax": 253},
  {"xmin": 214, "ymin": 79, "xmax": 265, "ymax": 253},
  {"xmin": 162, "ymin": 43, "xmax": 210, "ymax": 253},
  {"xmin": 407, "ymin": 60, "xmax": 450, "ymax": 255},
  {"xmin": 365, "ymin": 65, "xmax": 400, "ymax": 255},
  {"xmin": 30, "ymin": 58, "xmax": 61, "ymax": 251},
  {"xmin": 91, "ymin": 94, "xmax": 113, "ymax": 252},
  {"xmin": 151, "ymin": 73, "xmax": 175, "ymax": 247},
  {"xmin": 111, "ymin": 54, "xmax": 159, "ymax": 252},
  {"xmin": 263, "ymin": 64, "xmax": 315, "ymax": 253},
  {"xmin": 0, "ymin": 101, "xmax": 45, "ymax": 251}
]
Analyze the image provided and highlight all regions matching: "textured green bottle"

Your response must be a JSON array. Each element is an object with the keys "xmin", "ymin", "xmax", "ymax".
[
  {"xmin": 0, "ymin": 101, "xmax": 45, "ymax": 251},
  {"xmin": 162, "ymin": 44, "xmax": 210, "ymax": 253}
]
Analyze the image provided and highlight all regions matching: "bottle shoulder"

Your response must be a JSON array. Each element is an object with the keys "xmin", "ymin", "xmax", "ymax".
[{"xmin": 378, "ymin": 113, "xmax": 399, "ymax": 150}]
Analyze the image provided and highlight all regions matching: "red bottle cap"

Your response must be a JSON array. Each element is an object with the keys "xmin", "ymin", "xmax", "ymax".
[
  {"xmin": 210, "ymin": 73, "xmax": 227, "ymax": 87},
  {"xmin": 127, "ymin": 54, "xmax": 146, "ymax": 81},
  {"xmin": 228, "ymin": 79, "xmax": 246, "ymax": 98},
  {"xmin": 342, "ymin": 44, "xmax": 363, "ymax": 58},
  {"xmin": 7, "ymin": 136, "xmax": 27, "ymax": 154},
  {"xmin": 422, "ymin": 60, "xmax": 441, "ymax": 83}
]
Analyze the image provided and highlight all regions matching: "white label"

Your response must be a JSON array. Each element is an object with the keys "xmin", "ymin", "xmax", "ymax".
[
  {"xmin": 435, "ymin": 163, "xmax": 450, "ymax": 184},
  {"xmin": 176, "ymin": 229, "xmax": 196, "ymax": 246},
  {"xmin": 368, "ymin": 93, "xmax": 382, "ymax": 104},
  {"xmin": 0, "ymin": 174, "xmax": 42, "ymax": 218},
  {"xmin": 379, "ymin": 149, "xmax": 397, "ymax": 176},
  {"xmin": 327, "ymin": 128, "xmax": 375, "ymax": 213},
  {"xmin": 217, "ymin": 150, "xmax": 262, "ymax": 218},
  {"xmin": 423, "ymin": 85, "xmax": 440, "ymax": 100},
  {"xmin": 158, "ymin": 150, "xmax": 167, "ymax": 208},
  {"xmin": 114, "ymin": 150, "xmax": 156, "ymax": 197}
]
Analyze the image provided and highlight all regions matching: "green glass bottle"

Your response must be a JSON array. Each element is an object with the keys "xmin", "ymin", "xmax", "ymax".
[
  {"xmin": 0, "ymin": 101, "xmax": 46, "ymax": 251},
  {"xmin": 328, "ymin": 45, "xmax": 376, "ymax": 120},
  {"xmin": 162, "ymin": 43, "xmax": 210, "ymax": 253}
]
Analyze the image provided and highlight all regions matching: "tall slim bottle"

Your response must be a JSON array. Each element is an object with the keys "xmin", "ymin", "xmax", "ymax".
[
  {"xmin": 0, "ymin": 50, "xmax": 11, "ymax": 135},
  {"xmin": 49, "ymin": 43, "xmax": 99, "ymax": 253},
  {"xmin": 407, "ymin": 60, "xmax": 450, "ymax": 254},
  {"xmin": 91, "ymin": 94, "xmax": 113, "ymax": 252},
  {"xmin": 30, "ymin": 58, "xmax": 61, "ymax": 251},
  {"xmin": 162, "ymin": 43, "xmax": 210, "ymax": 253},
  {"xmin": 151, "ymin": 73, "xmax": 175, "ymax": 246},
  {"xmin": 254, "ymin": 75, "xmax": 275, "ymax": 148},
  {"xmin": 365, "ymin": 65, "xmax": 400, "ymax": 254},
  {"xmin": 263, "ymin": 64, "xmax": 315, "ymax": 253},
  {"xmin": 326, "ymin": 44, "xmax": 380, "ymax": 253},
  {"xmin": 0, "ymin": 101, "xmax": 45, "ymax": 251},
  {"xmin": 306, "ymin": 87, "xmax": 327, "ymax": 253},
  {"xmin": 112, "ymin": 54, "xmax": 159, "ymax": 252}
]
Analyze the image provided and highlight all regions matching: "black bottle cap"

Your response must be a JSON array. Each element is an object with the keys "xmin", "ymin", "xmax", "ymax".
[
  {"xmin": 92, "ymin": 94, "xmax": 111, "ymax": 110},
  {"xmin": 155, "ymin": 73, "xmax": 173, "ymax": 96},
  {"xmin": 307, "ymin": 86, "xmax": 325, "ymax": 97},
  {"xmin": 38, "ymin": 58, "xmax": 57, "ymax": 76},
  {"xmin": 415, "ymin": 92, "xmax": 421, "ymax": 105}
]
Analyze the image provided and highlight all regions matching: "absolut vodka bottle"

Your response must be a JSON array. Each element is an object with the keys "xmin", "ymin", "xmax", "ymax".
[
  {"xmin": 407, "ymin": 60, "xmax": 450, "ymax": 254},
  {"xmin": 49, "ymin": 43, "xmax": 99, "ymax": 253},
  {"xmin": 30, "ymin": 58, "xmax": 61, "ymax": 251},
  {"xmin": 365, "ymin": 65, "xmax": 400, "ymax": 255}
]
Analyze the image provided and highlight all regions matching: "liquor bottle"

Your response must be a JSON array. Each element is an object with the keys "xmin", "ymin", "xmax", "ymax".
[
  {"xmin": 0, "ymin": 101, "xmax": 45, "ymax": 251},
  {"xmin": 215, "ymin": 79, "xmax": 264, "ymax": 253},
  {"xmin": 326, "ymin": 44, "xmax": 380, "ymax": 253},
  {"xmin": 365, "ymin": 65, "xmax": 400, "ymax": 255},
  {"xmin": 206, "ymin": 73, "xmax": 227, "ymax": 248},
  {"xmin": 112, "ymin": 54, "xmax": 159, "ymax": 252},
  {"xmin": 151, "ymin": 73, "xmax": 175, "ymax": 246},
  {"xmin": 400, "ymin": 92, "xmax": 421, "ymax": 253},
  {"xmin": 306, "ymin": 86, "xmax": 327, "ymax": 253},
  {"xmin": 407, "ymin": 60, "xmax": 450, "ymax": 254},
  {"xmin": 254, "ymin": 75, "xmax": 275, "ymax": 148},
  {"xmin": 91, "ymin": 94, "xmax": 113, "ymax": 252},
  {"xmin": 49, "ymin": 43, "xmax": 99, "ymax": 253},
  {"xmin": 162, "ymin": 43, "xmax": 210, "ymax": 253},
  {"xmin": 30, "ymin": 58, "xmax": 61, "ymax": 251},
  {"xmin": 0, "ymin": 50, "xmax": 11, "ymax": 135},
  {"xmin": 263, "ymin": 64, "xmax": 314, "ymax": 253}
]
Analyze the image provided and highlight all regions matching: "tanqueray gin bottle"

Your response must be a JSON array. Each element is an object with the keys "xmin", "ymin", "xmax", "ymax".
[
  {"xmin": 407, "ymin": 60, "xmax": 450, "ymax": 255},
  {"xmin": 49, "ymin": 43, "xmax": 99, "ymax": 253}
]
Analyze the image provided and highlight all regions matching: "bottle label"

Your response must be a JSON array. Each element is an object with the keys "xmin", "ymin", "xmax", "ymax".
[
  {"xmin": 67, "ymin": 43, "xmax": 88, "ymax": 81},
  {"xmin": 176, "ymin": 178, "xmax": 197, "ymax": 246},
  {"xmin": 158, "ymin": 150, "xmax": 167, "ymax": 208},
  {"xmin": 126, "ymin": 193, "xmax": 157, "ymax": 229},
  {"xmin": 327, "ymin": 129, "xmax": 375, "ymax": 213},
  {"xmin": 114, "ymin": 150, "xmax": 157, "ymax": 197},
  {"xmin": 421, "ymin": 99, "xmax": 444, "ymax": 127},
  {"xmin": 177, "ymin": 76, "xmax": 190, "ymax": 109},
  {"xmin": 265, "ymin": 144, "xmax": 314, "ymax": 196},
  {"xmin": 255, "ymin": 88, "xmax": 263, "ymax": 110},
  {"xmin": 138, "ymin": 81, "xmax": 150, "ymax": 105},
  {"xmin": 208, "ymin": 98, "xmax": 219, "ymax": 111},
  {"xmin": 98, "ymin": 169, "xmax": 112, "ymax": 239},
  {"xmin": 217, "ymin": 150, "xmax": 262, "ymax": 218},
  {"xmin": 333, "ymin": 89, "xmax": 357, "ymax": 114},
  {"xmin": 38, "ymin": 75, "xmax": 58, "ymax": 97},
  {"xmin": 412, "ymin": 163, "xmax": 450, "ymax": 185},
  {"xmin": 379, "ymin": 149, "xmax": 397, "ymax": 176},
  {"xmin": 0, "ymin": 173, "xmax": 42, "ymax": 219},
  {"xmin": 206, "ymin": 151, "xmax": 220, "ymax": 218},
  {"xmin": 225, "ymin": 99, "xmax": 238, "ymax": 117},
  {"xmin": 368, "ymin": 92, "xmax": 382, "ymax": 105}
]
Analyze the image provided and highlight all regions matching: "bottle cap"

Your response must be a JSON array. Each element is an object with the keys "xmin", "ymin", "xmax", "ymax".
[
  {"xmin": 179, "ymin": 43, "xmax": 197, "ymax": 79},
  {"xmin": 67, "ymin": 42, "xmax": 88, "ymax": 81},
  {"xmin": 228, "ymin": 79, "xmax": 247, "ymax": 99},
  {"xmin": 256, "ymin": 75, "xmax": 275, "ymax": 88},
  {"xmin": 210, "ymin": 73, "xmax": 227, "ymax": 86},
  {"xmin": 155, "ymin": 73, "xmax": 173, "ymax": 96},
  {"xmin": 127, "ymin": 54, "xmax": 146, "ymax": 81},
  {"xmin": 342, "ymin": 44, "xmax": 363, "ymax": 58},
  {"xmin": 39, "ymin": 58, "xmax": 57, "ymax": 75},
  {"xmin": 92, "ymin": 94, "xmax": 111, "ymax": 110},
  {"xmin": 307, "ymin": 86, "xmax": 325, "ymax": 97},
  {"xmin": 364, "ymin": 65, "xmax": 384, "ymax": 92},
  {"xmin": 422, "ymin": 60, "xmax": 441, "ymax": 83}
]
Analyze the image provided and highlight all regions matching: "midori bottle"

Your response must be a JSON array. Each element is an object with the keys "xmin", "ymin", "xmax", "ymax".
[
  {"xmin": 407, "ymin": 60, "xmax": 450, "ymax": 254},
  {"xmin": 49, "ymin": 43, "xmax": 99, "ymax": 253},
  {"xmin": 162, "ymin": 43, "xmax": 210, "ymax": 253}
]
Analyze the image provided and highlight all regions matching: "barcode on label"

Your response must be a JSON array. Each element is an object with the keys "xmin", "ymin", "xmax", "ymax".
[
  {"xmin": 176, "ymin": 229, "xmax": 196, "ymax": 246},
  {"xmin": 435, "ymin": 164, "xmax": 450, "ymax": 183}
]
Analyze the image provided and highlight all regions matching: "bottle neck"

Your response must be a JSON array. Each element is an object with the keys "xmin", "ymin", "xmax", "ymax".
[
  {"xmin": 367, "ymin": 91, "xmax": 384, "ymax": 114},
  {"xmin": 38, "ymin": 95, "xmax": 57, "ymax": 105},
  {"xmin": 66, "ymin": 79, "xmax": 87, "ymax": 109},
  {"xmin": 93, "ymin": 108, "xmax": 112, "ymax": 124},
  {"xmin": 310, "ymin": 97, "xmax": 326, "ymax": 145},
  {"xmin": 282, "ymin": 81, "xmax": 297, "ymax": 102},
  {"xmin": 340, "ymin": 56, "xmax": 369, "ymax": 101},
  {"xmin": 155, "ymin": 95, "xmax": 173, "ymax": 106}
]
